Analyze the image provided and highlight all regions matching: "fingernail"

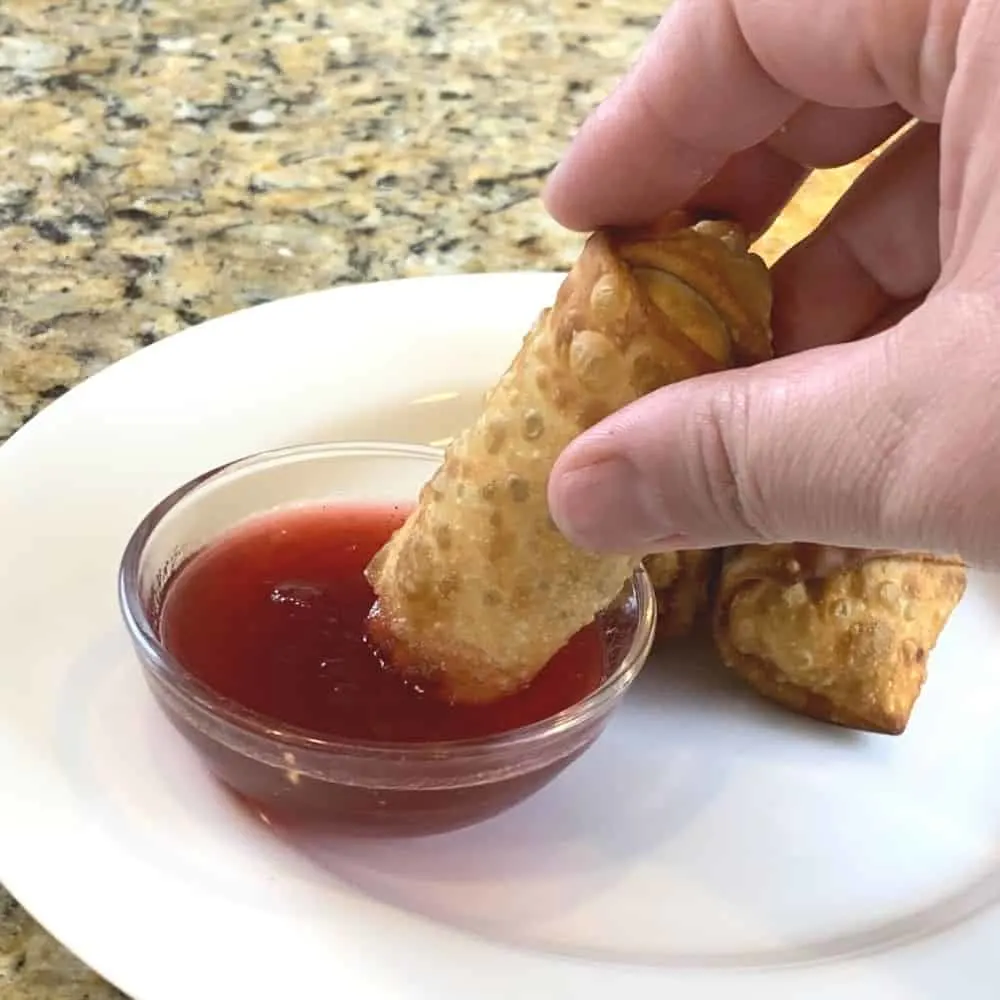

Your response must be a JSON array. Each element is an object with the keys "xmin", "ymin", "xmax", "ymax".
[{"xmin": 550, "ymin": 457, "xmax": 673, "ymax": 552}]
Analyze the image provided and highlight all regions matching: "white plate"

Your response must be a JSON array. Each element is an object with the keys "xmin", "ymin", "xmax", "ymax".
[{"xmin": 2, "ymin": 273, "xmax": 1000, "ymax": 1000}]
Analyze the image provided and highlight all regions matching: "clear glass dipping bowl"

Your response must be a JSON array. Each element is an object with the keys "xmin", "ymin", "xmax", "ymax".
[{"xmin": 118, "ymin": 442, "xmax": 656, "ymax": 836}]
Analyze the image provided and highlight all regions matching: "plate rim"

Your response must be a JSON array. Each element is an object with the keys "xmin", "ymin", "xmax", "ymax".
[{"xmin": 2, "ymin": 270, "xmax": 999, "ymax": 1000}]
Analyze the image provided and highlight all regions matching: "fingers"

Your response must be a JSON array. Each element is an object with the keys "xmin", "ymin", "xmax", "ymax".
[
  {"xmin": 689, "ymin": 104, "xmax": 912, "ymax": 237},
  {"xmin": 543, "ymin": 0, "xmax": 960, "ymax": 231},
  {"xmin": 765, "ymin": 104, "xmax": 911, "ymax": 170},
  {"xmin": 550, "ymin": 341, "xmax": 899, "ymax": 552},
  {"xmin": 543, "ymin": 0, "xmax": 798, "ymax": 232},
  {"xmin": 770, "ymin": 124, "xmax": 941, "ymax": 354},
  {"xmin": 547, "ymin": 292, "xmax": 1000, "ymax": 564}
]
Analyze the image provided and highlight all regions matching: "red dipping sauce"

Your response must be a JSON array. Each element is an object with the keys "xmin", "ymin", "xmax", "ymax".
[
  {"xmin": 157, "ymin": 505, "xmax": 605, "ymax": 742},
  {"xmin": 151, "ymin": 503, "xmax": 612, "ymax": 834}
]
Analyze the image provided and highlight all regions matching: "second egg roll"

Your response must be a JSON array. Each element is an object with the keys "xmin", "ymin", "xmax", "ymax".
[
  {"xmin": 644, "ymin": 549, "xmax": 720, "ymax": 640},
  {"xmin": 713, "ymin": 544, "xmax": 967, "ymax": 734}
]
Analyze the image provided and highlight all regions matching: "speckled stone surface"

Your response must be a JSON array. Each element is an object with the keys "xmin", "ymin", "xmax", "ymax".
[
  {"xmin": 0, "ymin": 0, "xmax": 662, "ymax": 445},
  {"xmin": 0, "ymin": 0, "xmax": 867, "ymax": 995}
]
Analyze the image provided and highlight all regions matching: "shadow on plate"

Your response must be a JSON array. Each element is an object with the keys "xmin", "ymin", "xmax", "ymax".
[
  {"xmin": 272, "ymin": 609, "xmax": 1000, "ymax": 969},
  {"xmin": 74, "ymin": 522, "xmax": 1000, "ymax": 973},
  {"xmin": 273, "ymin": 639, "xmax": 965, "ymax": 969}
]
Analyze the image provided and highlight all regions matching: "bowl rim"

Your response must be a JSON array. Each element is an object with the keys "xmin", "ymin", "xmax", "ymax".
[{"xmin": 117, "ymin": 440, "xmax": 657, "ymax": 763}]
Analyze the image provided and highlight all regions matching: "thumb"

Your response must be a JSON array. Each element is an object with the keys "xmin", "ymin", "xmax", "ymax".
[{"xmin": 547, "ymin": 296, "xmax": 997, "ymax": 560}]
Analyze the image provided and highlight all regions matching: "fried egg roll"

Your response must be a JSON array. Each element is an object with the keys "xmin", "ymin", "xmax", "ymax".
[
  {"xmin": 713, "ymin": 544, "xmax": 967, "ymax": 734},
  {"xmin": 644, "ymin": 549, "xmax": 720, "ymax": 640},
  {"xmin": 365, "ymin": 214, "xmax": 773, "ymax": 702}
]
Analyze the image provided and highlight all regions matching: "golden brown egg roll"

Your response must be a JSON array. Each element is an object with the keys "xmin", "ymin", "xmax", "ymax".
[
  {"xmin": 644, "ymin": 549, "xmax": 721, "ymax": 640},
  {"xmin": 713, "ymin": 544, "xmax": 967, "ymax": 734},
  {"xmin": 365, "ymin": 213, "xmax": 773, "ymax": 702}
]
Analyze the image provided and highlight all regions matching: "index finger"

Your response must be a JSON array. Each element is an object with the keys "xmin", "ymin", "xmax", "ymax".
[{"xmin": 543, "ymin": 0, "xmax": 958, "ymax": 231}]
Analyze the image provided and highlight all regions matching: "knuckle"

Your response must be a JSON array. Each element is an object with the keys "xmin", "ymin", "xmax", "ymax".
[
  {"xmin": 877, "ymin": 294, "xmax": 1000, "ymax": 557},
  {"xmin": 689, "ymin": 376, "xmax": 774, "ymax": 540},
  {"xmin": 864, "ymin": 0, "xmax": 958, "ymax": 116},
  {"xmin": 864, "ymin": 333, "xmax": 922, "ymax": 539}
]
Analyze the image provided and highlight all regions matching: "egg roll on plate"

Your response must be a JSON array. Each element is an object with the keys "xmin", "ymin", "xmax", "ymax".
[
  {"xmin": 643, "ymin": 549, "xmax": 721, "ymax": 640},
  {"xmin": 713, "ymin": 544, "xmax": 967, "ymax": 734}
]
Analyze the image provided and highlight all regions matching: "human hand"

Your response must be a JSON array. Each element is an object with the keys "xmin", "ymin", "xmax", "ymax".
[{"xmin": 544, "ymin": 0, "xmax": 1000, "ymax": 567}]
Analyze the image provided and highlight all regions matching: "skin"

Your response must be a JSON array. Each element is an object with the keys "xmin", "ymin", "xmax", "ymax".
[{"xmin": 544, "ymin": 0, "xmax": 1000, "ymax": 569}]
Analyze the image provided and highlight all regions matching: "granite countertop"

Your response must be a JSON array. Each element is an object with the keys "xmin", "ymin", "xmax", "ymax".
[{"xmin": 0, "ymin": 0, "xmax": 865, "ymax": 995}]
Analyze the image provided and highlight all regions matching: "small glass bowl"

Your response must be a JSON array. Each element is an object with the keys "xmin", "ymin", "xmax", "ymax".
[{"xmin": 118, "ymin": 442, "xmax": 656, "ymax": 836}]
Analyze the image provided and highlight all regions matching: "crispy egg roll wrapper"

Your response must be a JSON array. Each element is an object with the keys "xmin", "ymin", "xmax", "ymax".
[
  {"xmin": 638, "ymin": 216, "xmax": 782, "ymax": 649},
  {"xmin": 713, "ymin": 544, "xmax": 967, "ymax": 735},
  {"xmin": 644, "ymin": 549, "xmax": 721, "ymax": 640},
  {"xmin": 365, "ymin": 214, "xmax": 773, "ymax": 702}
]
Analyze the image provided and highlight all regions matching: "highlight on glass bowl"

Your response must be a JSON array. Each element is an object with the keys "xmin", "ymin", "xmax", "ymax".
[{"xmin": 118, "ymin": 441, "xmax": 657, "ymax": 836}]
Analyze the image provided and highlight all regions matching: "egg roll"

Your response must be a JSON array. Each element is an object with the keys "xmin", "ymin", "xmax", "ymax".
[
  {"xmin": 644, "ymin": 549, "xmax": 720, "ymax": 640},
  {"xmin": 713, "ymin": 544, "xmax": 967, "ymax": 734},
  {"xmin": 365, "ymin": 213, "xmax": 773, "ymax": 702}
]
